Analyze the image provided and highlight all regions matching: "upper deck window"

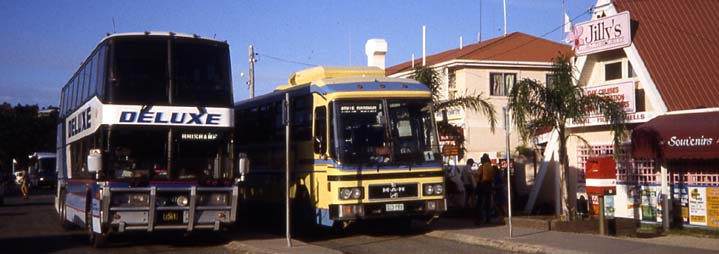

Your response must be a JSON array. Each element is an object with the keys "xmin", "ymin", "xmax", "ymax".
[
  {"xmin": 173, "ymin": 39, "xmax": 232, "ymax": 107},
  {"xmin": 111, "ymin": 38, "xmax": 168, "ymax": 105}
]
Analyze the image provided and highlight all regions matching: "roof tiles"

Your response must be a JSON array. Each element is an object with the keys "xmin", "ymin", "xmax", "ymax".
[
  {"xmin": 386, "ymin": 32, "xmax": 572, "ymax": 75},
  {"xmin": 615, "ymin": 0, "xmax": 719, "ymax": 111}
]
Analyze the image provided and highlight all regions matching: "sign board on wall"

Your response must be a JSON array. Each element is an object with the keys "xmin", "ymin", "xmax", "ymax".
[
  {"xmin": 567, "ymin": 81, "xmax": 654, "ymax": 128},
  {"xmin": 689, "ymin": 187, "xmax": 707, "ymax": 226},
  {"xmin": 707, "ymin": 188, "xmax": 719, "ymax": 227},
  {"xmin": 585, "ymin": 81, "xmax": 636, "ymax": 114},
  {"xmin": 570, "ymin": 11, "xmax": 632, "ymax": 56}
]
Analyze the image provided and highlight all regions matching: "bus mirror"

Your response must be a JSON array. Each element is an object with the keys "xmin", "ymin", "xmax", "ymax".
[
  {"xmin": 237, "ymin": 153, "xmax": 250, "ymax": 182},
  {"xmin": 87, "ymin": 149, "xmax": 102, "ymax": 174},
  {"xmin": 314, "ymin": 136, "xmax": 324, "ymax": 154}
]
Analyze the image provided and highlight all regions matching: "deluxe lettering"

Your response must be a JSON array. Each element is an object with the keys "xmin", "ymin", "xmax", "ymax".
[
  {"xmin": 68, "ymin": 107, "xmax": 92, "ymax": 138},
  {"xmin": 118, "ymin": 110, "xmax": 221, "ymax": 125}
]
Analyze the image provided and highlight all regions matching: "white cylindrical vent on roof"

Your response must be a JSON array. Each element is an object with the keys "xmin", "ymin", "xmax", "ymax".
[{"xmin": 365, "ymin": 39, "xmax": 387, "ymax": 70}]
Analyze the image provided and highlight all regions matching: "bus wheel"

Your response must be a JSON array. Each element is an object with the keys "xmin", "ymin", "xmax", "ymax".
[
  {"xmin": 292, "ymin": 187, "xmax": 315, "ymax": 235},
  {"xmin": 58, "ymin": 190, "xmax": 72, "ymax": 230},
  {"xmin": 86, "ymin": 205, "xmax": 108, "ymax": 248}
]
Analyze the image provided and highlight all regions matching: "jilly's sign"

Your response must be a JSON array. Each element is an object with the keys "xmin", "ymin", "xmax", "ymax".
[{"xmin": 569, "ymin": 11, "xmax": 632, "ymax": 56}]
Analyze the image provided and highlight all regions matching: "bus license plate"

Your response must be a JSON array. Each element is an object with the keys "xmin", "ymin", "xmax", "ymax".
[
  {"xmin": 162, "ymin": 211, "xmax": 180, "ymax": 222},
  {"xmin": 386, "ymin": 203, "xmax": 404, "ymax": 212}
]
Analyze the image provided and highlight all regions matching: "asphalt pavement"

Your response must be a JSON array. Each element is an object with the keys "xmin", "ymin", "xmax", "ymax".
[{"xmin": 3, "ymin": 188, "xmax": 718, "ymax": 254}]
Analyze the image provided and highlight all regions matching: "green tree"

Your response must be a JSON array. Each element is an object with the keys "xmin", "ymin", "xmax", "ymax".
[
  {"xmin": 0, "ymin": 103, "xmax": 57, "ymax": 175},
  {"xmin": 507, "ymin": 55, "xmax": 627, "ymax": 220},
  {"xmin": 411, "ymin": 66, "xmax": 497, "ymax": 155}
]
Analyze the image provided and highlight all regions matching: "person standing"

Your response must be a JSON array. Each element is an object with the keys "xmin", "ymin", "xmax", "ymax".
[
  {"xmin": 475, "ymin": 154, "xmax": 495, "ymax": 224},
  {"xmin": 461, "ymin": 159, "xmax": 476, "ymax": 210},
  {"xmin": 20, "ymin": 170, "xmax": 29, "ymax": 199}
]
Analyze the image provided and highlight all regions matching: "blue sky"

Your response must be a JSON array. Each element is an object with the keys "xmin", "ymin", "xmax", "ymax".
[{"xmin": 0, "ymin": 0, "xmax": 596, "ymax": 107}]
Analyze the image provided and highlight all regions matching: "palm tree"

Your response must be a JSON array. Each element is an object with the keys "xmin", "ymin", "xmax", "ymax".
[
  {"xmin": 508, "ymin": 54, "xmax": 627, "ymax": 220},
  {"xmin": 411, "ymin": 66, "xmax": 497, "ymax": 153}
]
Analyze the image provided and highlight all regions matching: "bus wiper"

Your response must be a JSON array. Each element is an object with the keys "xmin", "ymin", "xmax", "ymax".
[
  {"xmin": 197, "ymin": 105, "xmax": 207, "ymax": 114},
  {"xmin": 141, "ymin": 104, "xmax": 154, "ymax": 113}
]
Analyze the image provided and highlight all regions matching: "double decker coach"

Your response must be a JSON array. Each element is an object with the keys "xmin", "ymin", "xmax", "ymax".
[
  {"xmin": 235, "ymin": 66, "xmax": 445, "ymax": 230},
  {"xmin": 55, "ymin": 32, "xmax": 248, "ymax": 247}
]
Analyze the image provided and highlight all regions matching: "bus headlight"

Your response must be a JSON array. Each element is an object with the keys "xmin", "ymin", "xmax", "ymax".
[
  {"xmin": 339, "ymin": 187, "xmax": 363, "ymax": 200},
  {"xmin": 175, "ymin": 195, "xmax": 189, "ymax": 206},
  {"xmin": 423, "ymin": 183, "xmax": 443, "ymax": 196},
  {"xmin": 113, "ymin": 193, "xmax": 150, "ymax": 207},
  {"xmin": 198, "ymin": 193, "xmax": 229, "ymax": 206}
]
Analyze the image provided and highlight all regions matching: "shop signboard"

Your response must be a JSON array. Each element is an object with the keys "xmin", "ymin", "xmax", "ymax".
[
  {"xmin": 641, "ymin": 186, "xmax": 658, "ymax": 222},
  {"xmin": 570, "ymin": 11, "xmax": 632, "ymax": 56},
  {"xmin": 689, "ymin": 187, "xmax": 707, "ymax": 226},
  {"xmin": 567, "ymin": 80, "xmax": 652, "ymax": 128},
  {"xmin": 707, "ymin": 187, "xmax": 719, "ymax": 227},
  {"xmin": 673, "ymin": 185, "xmax": 690, "ymax": 224},
  {"xmin": 585, "ymin": 81, "xmax": 636, "ymax": 114},
  {"xmin": 442, "ymin": 145, "xmax": 460, "ymax": 156},
  {"xmin": 604, "ymin": 195, "xmax": 615, "ymax": 219}
]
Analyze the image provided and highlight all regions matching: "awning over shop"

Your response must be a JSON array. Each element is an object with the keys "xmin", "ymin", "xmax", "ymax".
[{"xmin": 631, "ymin": 111, "xmax": 719, "ymax": 160}]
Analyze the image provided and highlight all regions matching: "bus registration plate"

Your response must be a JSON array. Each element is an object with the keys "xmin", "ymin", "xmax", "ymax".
[
  {"xmin": 162, "ymin": 211, "xmax": 180, "ymax": 222},
  {"xmin": 386, "ymin": 203, "xmax": 404, "ymax": 212}
]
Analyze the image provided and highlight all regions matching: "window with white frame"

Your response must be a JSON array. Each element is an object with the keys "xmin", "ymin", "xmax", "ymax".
[
  {"xmin": 490, "ymin": 73, "xmax": 516, "ymax": 96},
  {"xmin": 447, "ymin": 70, "xmax": 457, "ymax": 99}
]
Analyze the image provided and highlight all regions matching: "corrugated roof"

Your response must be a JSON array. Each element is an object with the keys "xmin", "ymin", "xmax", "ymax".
[
  {"xmin": 614, "ymin": 0, "xmax": 719, "ymax": 111},
  {"xmin": 386, "ymin": 32, "xmax": 572, "ymax": 75}
]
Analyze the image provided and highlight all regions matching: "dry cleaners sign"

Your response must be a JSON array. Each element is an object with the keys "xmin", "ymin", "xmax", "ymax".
[{"xmin": 569, "ymin": 11, "xmax": 632, "ymax": 56}]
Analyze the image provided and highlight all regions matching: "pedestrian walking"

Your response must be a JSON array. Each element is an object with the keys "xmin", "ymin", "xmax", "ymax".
[
  {"xmin": 19, "ymin": 170, "xmax": 29, "ymax": 199},
  {"xmin": 461, "ymin": 159, "xmax": 476, "ymax": 210},
  {"xmin": 492, "ymin": 165, "xmax": 507, "ymax": 220},
  {"xmin": 475, "ymin": 154, "xmax": 495, "ymax": 225}
]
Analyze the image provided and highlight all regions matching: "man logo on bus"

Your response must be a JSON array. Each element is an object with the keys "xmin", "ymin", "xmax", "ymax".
[{"xmin": 119, "ymin": 111, "xmax": 222, "ymax": 125}]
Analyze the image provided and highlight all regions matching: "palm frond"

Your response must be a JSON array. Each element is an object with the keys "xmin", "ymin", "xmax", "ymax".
[{"xmin": 435, "ymin": 91, "xmax": 497, "ymax": 132}]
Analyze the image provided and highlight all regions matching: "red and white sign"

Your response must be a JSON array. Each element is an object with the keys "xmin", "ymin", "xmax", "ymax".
[
  {"xmin": 567, "ymin": 81, "xmax": 654, "ymax": 128},
  {"xmin": 569, "ymin": 11, "xmax": 632, "ymax": 56},
  {"xmin": 585, "ymin": 80, "xmax": 636, "ymax": 114},
  {"xmin": 585, "ymin": 156, "xmax": 616, "ymax": 196}
]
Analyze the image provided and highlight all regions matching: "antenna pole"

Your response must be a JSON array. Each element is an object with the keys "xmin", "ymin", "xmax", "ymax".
[
  {"xmin": 503, "ymin": 0, "xmax": 507, "ymax": 36},
  {"xmin": 249, "ymin": 45, "xmax": 255, "ymax": 98}
]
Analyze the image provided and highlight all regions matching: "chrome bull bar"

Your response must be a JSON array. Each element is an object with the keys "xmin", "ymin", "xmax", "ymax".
[{"xmin": 106, "ymin": 186, "xmax": 238, "ymax": 232}]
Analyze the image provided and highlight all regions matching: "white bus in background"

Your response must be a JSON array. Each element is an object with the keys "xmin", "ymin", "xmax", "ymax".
[{"xmin": 28, "ymin": 152, "xmax": 57, "ymax": 188}]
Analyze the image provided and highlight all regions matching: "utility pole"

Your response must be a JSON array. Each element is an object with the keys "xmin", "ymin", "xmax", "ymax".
[
  {"xmin": 284, "ymin": 93, "xmax": 292, "ymax": 247},
  {"xmin": 249, "ymin": 45, "xmax": 255, "ymax": 98},
  {"xmin": 504, "ymin": 106, "xmax": 513, "ymax": 238}
]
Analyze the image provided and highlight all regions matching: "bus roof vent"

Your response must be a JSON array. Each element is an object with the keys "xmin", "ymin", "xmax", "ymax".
[{"xmin": 287, "ymin": 66, "xmax": 385, "ymax": 87}]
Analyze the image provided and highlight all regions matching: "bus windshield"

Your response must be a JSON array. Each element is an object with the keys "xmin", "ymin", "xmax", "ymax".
[
  {"xmin": 111, "ymin": 37, "xmax": 232, "ymax": 107},
  {"xmin": 109, "ymin": 127, "xmax": 232, "ymax": 180},
  {"xmin": 334, "ymin": 99, "xmax": 441, "ymax": 166},
  {"xmin": 38, "ymin": 158, "xmax": 56, "ymax": 174}
]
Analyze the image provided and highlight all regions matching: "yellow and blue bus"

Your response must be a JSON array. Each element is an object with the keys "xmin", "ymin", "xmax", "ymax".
[
  {"xmin": 55, "ymin": 32, "xmax": 245, "ymax": 247},
  {"xmin": 235, "ymin": 66, "xmax": 445, "ymax": 229}
]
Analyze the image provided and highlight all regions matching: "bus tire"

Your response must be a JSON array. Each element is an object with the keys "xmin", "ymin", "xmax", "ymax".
[
  {"xmin": 58, "ymin": 190, "xmax": 72, "ymax": 230},
  {"xmin": 86, "ymin": 202, "xmax": 107, "ymax": 248},
  {"xmin": 292, "ymin": 187, "xmax": 315, "ymax": 234}
]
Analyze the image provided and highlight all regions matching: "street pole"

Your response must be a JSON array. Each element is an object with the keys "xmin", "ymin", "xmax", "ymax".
[
  {"xmin": 504, "ymin": 106, "xmax": 513, "ymax": 238},
  {"xmin": 599, "ymin": 195, "xmax": 606, "ymax": 236},
  {"xmin": 249, "ymin": 45, "xmax": 255, "ymax": 98},
  {"xmin": 661, "ymin": 162, "xmax": 669, "ymax": 233},
  {"xmin": 284, "ymin": 93, "xmax": 292, "ymax": 247}
]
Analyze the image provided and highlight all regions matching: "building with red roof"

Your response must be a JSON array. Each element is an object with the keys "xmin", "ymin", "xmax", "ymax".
[
  {"xmin": 387, "ymin": 32, "xmax": 571, "ymax": 205},
  {"xmin": 566, "ymin": 0, "xmax": 719, "ymax": 229}
]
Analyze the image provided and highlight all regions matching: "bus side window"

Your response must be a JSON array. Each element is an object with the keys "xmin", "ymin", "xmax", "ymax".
[{"xmin": 313, "ymin": 106, "xmax": 326, "ymax": 154}]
